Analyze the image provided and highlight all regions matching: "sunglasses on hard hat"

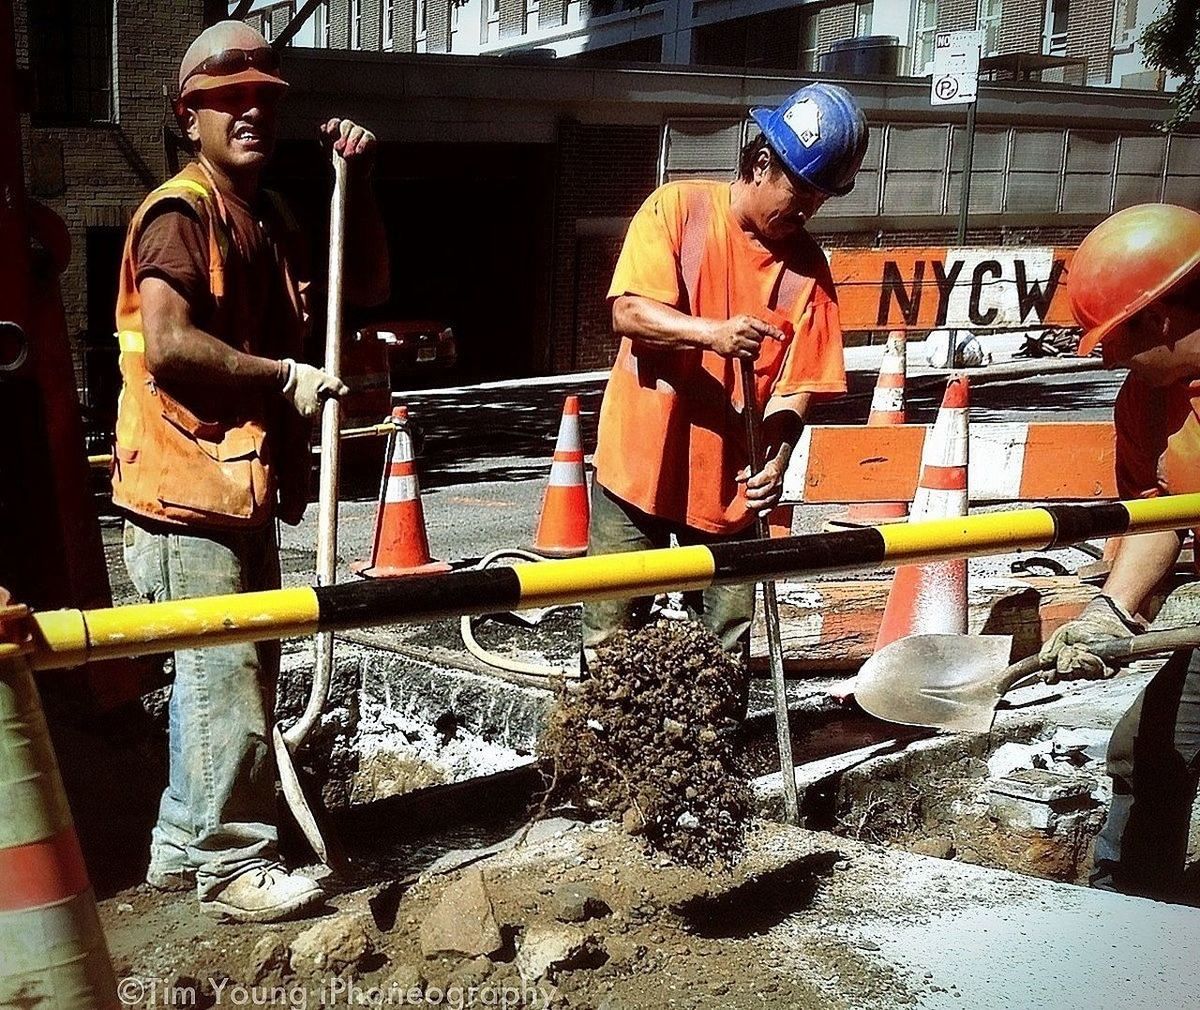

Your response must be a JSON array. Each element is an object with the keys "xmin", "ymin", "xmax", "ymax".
[{"xmin": 180, "ymin": 47, "xmax": 282, "ymax": 91}]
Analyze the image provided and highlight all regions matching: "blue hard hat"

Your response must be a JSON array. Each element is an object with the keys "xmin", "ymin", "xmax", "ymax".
[{"xmin": 750, "ymin": 84, "xmax": 869, "ymax": 197}]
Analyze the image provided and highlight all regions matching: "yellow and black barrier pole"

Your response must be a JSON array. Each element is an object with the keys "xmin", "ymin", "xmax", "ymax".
[
  {"xmin": 13, "ymin": 494, "xmax": 1200, "ymax": 673},
  {"xmin": 86, "ymin": 421, "xmax": 394, "ymax": 470}
]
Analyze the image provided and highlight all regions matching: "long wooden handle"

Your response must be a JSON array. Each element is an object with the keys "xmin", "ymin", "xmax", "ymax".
[
  {"xmin": 316, "ymin": 152, "xmax": 347, "ymax": 588},
  {"xmin": 285, "ymin": 151, "xmax": 346, "ymax": 752},
  {"xmin": 998, "ymin": 625, "xmax": 1200, "ymax": 695},
  {"xmin": 740, "ymin": 356, "xmax": 798, "ymax": 824}
]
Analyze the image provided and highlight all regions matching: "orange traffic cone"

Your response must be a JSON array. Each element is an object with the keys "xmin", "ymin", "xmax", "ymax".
[
  {"xmin": 0, "ymin": 592, "xmax": 117, "ymax": 1006},
  {"xmin": 352, "ymin": 406, "xmax": 450, "ymax": 578},
  {"xmin": 532, "ymin": 395, "xmax": 590, "ymax": 557},
  {"xmin": 874, "ymin": 374, "xmax": 970, "ymax": 649},
  {"xmin": 827, "ymin": 331, "xmax": 909, "ymax": 530}
]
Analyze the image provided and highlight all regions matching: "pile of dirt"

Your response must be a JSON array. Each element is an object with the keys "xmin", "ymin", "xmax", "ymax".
[{"xmin": 538, "ymin": 622, "xmax": 751, "ymax": 868}]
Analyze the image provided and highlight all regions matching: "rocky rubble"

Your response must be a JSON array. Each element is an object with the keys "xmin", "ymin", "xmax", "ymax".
[{"xmin": 538, "ymin": 622, "xmax": 752, "ymax": 868}]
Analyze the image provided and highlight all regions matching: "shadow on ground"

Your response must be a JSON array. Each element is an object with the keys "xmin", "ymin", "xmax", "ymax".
[{"xmin": 672, "ymin": 850, "xmax": 841, "ymax": 938}]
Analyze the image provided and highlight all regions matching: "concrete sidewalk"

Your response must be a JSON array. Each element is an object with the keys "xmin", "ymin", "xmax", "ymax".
[{"xmin": 763, "ymin": 824, "xmax": 1199, "ymax": 1010}]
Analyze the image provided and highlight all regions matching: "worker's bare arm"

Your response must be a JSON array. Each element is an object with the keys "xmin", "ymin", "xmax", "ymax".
[
  {"xmin": 1102, "ymin": 528, "xmax": 1185, "ymax": 620},
  {"xmin": 611, "ymin": 295, "xmax": 785, "ymax": 359},
  {"xmin": 741, "ymin": 399, "xmax": 807, "ymax": 514},
  {"xmin": 139, "ymin": 276, "xmax": 285, "ymax": 389}
]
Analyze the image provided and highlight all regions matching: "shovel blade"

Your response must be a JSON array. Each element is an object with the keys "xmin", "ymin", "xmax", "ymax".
[
  {"xmin": 273, "ymin": 724, "xmax": 335, "ymax": 868},
  {"xmin": 854, "ymin": 634, "xmax": 1015, "ymax": 734}
]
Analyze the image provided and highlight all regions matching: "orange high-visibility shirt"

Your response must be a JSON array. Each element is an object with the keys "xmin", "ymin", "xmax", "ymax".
[
  {"xmin": 593, "ymin": 180, "xmax": 846, "ymax": 534},
  {"xmin": 1114, "ymin": 374, "xmax": 1200, "ymax": 500}
]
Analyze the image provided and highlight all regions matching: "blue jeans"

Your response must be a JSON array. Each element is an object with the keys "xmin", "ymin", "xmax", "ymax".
[
  {"xmin": 123, "ymin": 518, "xmax": 281, "ymax": 899},
  {"xmin": 1092, "ymin": 647, "xmax": 1200, "ymax": 900},
  {"xmin": 582, "ymin": 482, "xmax": 755, "ymax": 679}
]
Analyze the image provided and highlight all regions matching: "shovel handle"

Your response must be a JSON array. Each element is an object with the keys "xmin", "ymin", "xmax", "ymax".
[
  {"xmin": 739, "ymin": 355, "xmax": 798, "ymax": 824},
  {"xmin": 998, "ymin": 625, "xmax": 1200, "ymax": 694},
  {"xmin": 284, "ymin": 150, "xmax": 347, "ymax": 753},
  {"xmin": 739, "ymin": 357, "xmax": 769, "ymax": 539},
  {"xmin": 1093, "ymin": 626, "xmax": 1200, "ymax": 664}
]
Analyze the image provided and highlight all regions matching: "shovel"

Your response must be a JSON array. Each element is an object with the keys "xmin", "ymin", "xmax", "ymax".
[
  {"xmin": 270, "ymin": 149, "xmax": 348, "ymax": 870},
  {"xmin": 854, "ymin": 626, "xmax": 1200, "ymax": 734},
  {"xmin": 740, "ymin": 356, "xmax": 799, "ymax": 824}
]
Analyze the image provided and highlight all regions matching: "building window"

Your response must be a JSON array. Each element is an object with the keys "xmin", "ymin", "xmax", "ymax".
[
  {"xmin": 1043, "ymin": 0, "xmax": 1069, "ymax": 57},
  {"xmin": 800, "ymin": 12, "xmax": 819, "ymax": 71},
  {"xmin": 855, "ymin": 0, "xmax": 873, "ymax": 37},
  {"xmin": 261, "ymin": 12, "xmax": 274, "ymax": 42},
  {"xmin": 526, "ymin": 0, "xmax": 540, "ymax": 34},
  {"xmin": 977, "ymin": 0, "xmax": 1001, "ymax": 56},
  {"xmin": 28, "ymin": 0, "xmax": 114, "ymax": 125},
  {"xmin": 911, "ymin": 0, "xmax": 938, "ymax": 74},
  {"xmin": 383, "ymin": 0, "xmax": 394, "ymax": 47},
  {"xmin": 316, "ymin": 0, "xmax": 330, "ymax": 47},
  {"xmin": 351, "ymin": 0, "xmax": 362, "ymax": 48},
  {"xmin": 416, "ymin": 0, "xmax": 428, "ymax": 41},
  {"xmin": 1112, "ymin": 0, "xmax": 1139, "ymax": 47}
]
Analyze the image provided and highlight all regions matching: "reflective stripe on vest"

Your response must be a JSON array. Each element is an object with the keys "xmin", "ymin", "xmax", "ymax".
[
  {"xmin": 117, "ymin": 176, "xmax": 217, "ymax": 362},
  {"xmin": 152, "ymin": 178, "xmax": 210, "ymax": 201},
  {"xmin": 118, "ymin": 330, "xmax": 145, "ymax": 354}
]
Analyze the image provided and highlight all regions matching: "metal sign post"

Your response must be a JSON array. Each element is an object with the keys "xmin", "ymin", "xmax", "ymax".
[{"xmin": 931, "ymin": 29, "xmax": 983, "ymax": 244}]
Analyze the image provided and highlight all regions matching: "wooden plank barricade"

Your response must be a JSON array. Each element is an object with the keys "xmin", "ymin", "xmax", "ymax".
[{"xmin": 783, "ymin": 421, "xmax": 1116, "ymax": 505}]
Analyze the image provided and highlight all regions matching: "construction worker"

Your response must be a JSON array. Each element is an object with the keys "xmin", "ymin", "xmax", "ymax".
[
  {"xmin": 584, "ymin": 84, "xmax": 868, "ymax": 674},
  {"xmin": 112, "ymin": 20, "xmax": 388, "ymax": 921},
  {"xmin": 1040, "ymin": 203, "xmax": 1200, "ymax": 900}
]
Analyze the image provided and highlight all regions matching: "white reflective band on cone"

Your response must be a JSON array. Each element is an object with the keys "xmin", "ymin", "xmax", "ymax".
[
  {"xmin": 556, "ymin": 413, "xmax": 581, "ymax": 448},
  {"xmin": 871, "ymin": 387, "xmax": 905, "ymax": 413},
  {"xmin": 548, "ymin": 460, "xmax": 582, "ymax": 486},
  {"xmin": 385, "ymin": 474, "xmax": 419, "ymax": 502}
]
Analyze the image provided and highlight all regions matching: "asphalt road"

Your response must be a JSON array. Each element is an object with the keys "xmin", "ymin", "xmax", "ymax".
[{"xmin": 274, "ymin": 362, "xmax": 1124, "ymax": 582}]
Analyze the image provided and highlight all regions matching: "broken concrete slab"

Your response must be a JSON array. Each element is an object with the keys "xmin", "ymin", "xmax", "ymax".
[
  {"xmin": 420, "ymin": 818, "xmax": 581, "ymax": 881},
  {"xmin": 988, "ymin": 769, "xmax": 1098, "ymax": 833},
  {"xmin": 1051, "ymin": 726, "xmax": 1109, "ymax": 765},
  {"xmin": 419, "ymin": 868, "xmax": 503, "ymax": 959},
  {"xmin": 987, "ymin": 739, "xmax": 1053, "ymax": 779}
]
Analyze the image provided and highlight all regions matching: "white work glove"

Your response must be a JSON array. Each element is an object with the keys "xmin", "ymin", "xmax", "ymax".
[
  {"xmin": 279, "ymin": 358, "xmax": 349, "ymax": 420},
  {"xmin": 1037, "ymin": 595, "xmax": 1145, "ymax": 684}
]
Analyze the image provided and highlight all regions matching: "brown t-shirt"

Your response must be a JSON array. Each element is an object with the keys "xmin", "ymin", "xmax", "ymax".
[{"xmin": 135, "ymin": 185, "xmax": 307, "ymax": 360}]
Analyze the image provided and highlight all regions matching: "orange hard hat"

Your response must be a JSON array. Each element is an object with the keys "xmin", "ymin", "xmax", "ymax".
[
  {"xmin": 1071, "ymin": 203, "xmax": 1200, "ymax": 356},
  {"xmin": 177, "ymin": 20, "xmax": 287, "ymax": 102}
]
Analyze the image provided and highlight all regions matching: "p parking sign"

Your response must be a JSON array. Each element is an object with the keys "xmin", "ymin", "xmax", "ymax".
[{"xmin": 931, "ymin": 30, "xmax": 983, "ymax": 106}]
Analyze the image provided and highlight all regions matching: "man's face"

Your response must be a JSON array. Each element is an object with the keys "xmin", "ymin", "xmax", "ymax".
[
  {"xmin": 751, "ymin": 149, "xmax": 829, "ymax": 242},
  {"xmin": 184, "ymin": 83, "xmax": 283, "ymax": 175},
  {"xmin": 1104, "ymin": 296, "xmax": 1200, "ymax": 387}
]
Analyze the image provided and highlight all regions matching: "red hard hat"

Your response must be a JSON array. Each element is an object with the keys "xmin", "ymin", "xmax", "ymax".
[
  {"xmin": 1071, "ymin": 203, "xmax": 1200, "ymax": 356},
  {"xmin": 177, "ymin": 20, "xmax": 287, "ymax": 101}
]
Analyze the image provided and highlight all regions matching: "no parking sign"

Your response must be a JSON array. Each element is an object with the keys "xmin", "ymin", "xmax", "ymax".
[{"xmin": 931, "ymin": 30, "xmax": 983, "ymax": 106}]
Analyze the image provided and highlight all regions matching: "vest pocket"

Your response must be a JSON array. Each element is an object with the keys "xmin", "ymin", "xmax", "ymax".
[{"xmin": 154, "ymin": 389, "xmax": 270, "ymax": 521}]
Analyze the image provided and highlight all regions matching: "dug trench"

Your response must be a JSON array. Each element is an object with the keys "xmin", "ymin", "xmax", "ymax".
[{"xmin": 84, "ymin": 618, "xmax": 1200, "ymax": 1009}]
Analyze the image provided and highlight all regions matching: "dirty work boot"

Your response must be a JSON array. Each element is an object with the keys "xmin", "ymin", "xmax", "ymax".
[
  {"xmin": 201, "ymin": 865, "xmax": 323, "ymax": 923},
  {"xmin": 145, "ymin": 864, "xmax": 196, "ymax": 893}
]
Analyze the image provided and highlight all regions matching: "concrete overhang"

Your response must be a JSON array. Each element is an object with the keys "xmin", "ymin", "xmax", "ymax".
[{"xmin": 277, "ymin": 49, "xmax": 1185, "ymax": 145}]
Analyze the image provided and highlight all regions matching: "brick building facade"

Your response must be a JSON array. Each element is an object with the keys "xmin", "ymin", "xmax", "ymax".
[
  {"xmin": 17, "ymin": 0, "xmax": 206, "ymax": 387},
  {"xmin": 265, "ymin": 0, "xmax": 1164, "ymax": 89},
  {"xmin": 996, "ymin": 0, "xmax": 1046, "ymax": 57},
  {"xmin": 550, "ymin": 123, "xmax": 660, "ymax": 373},
  {"xmin": 1067, "ymin": 0, "xmax": 1117, "ymax": 85}
]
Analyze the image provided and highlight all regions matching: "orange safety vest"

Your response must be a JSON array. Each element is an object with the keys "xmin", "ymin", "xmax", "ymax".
[
  {"xmin": 111, "ymin": 161, "xmax": 306, "ymax": 529},
  {"xmin": 595, "ymin": 182, "xmax": 834, "ymax": 533}
]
